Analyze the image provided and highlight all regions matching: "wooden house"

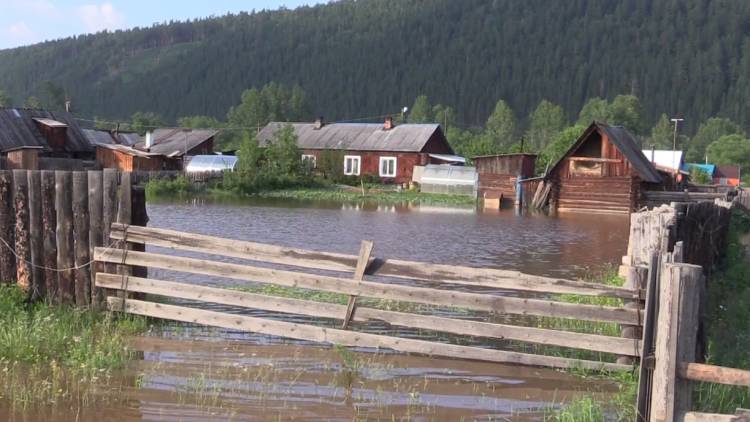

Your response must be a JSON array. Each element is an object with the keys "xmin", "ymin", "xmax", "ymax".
[
  {"xmin": 473, "ymin": 154, "xmax": 537, "ymax": 204},
  {"xmin": 547, "ymin": 122, "xmax": 665, "ymax": 214},
  {"xmin": 257, "ymin": 117, "xmax": 460, "ymax": 184},
  {"xmin": 0, "ymin": 108, "xmax": 94, "ymax": 162},
  {"xmin": 713, "ymin": 165, "xmax": 741, "ymax": 186},
  {"xmin": 3, "ymin": 146, "xmax": 42, "ymax": 170},
  {"xmin": 93, "ymin": 128, "xmax": 219, "ymax": 172}
]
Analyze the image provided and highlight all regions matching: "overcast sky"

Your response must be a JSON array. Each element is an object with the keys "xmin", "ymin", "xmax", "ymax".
[{"xmin": 0, "ymin": 1, "xmax": 321, "ymax": 50}]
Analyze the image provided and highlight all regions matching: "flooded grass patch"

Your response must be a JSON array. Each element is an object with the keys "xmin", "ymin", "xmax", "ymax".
[
  {"xmin": 251, "ymin": 186, "xmax": 477, "ymax": 206},
  {"xmin": 0, "ymin": 285, "xmax": 150, "ymax": 412}
]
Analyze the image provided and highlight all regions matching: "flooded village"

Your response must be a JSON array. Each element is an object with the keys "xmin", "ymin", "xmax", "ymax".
[{"xmin": 1, "ymin": 1, "xmax": 750, "ymax": 421}]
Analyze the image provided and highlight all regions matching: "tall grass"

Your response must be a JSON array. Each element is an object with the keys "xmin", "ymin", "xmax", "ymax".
[{"xmin": 0, "ymin": 284, "xmax": 149, "ymax": 410}]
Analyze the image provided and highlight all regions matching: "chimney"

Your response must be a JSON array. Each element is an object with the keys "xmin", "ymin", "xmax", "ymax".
[
  {"xmin": 383, "ymin": 116, "xmax": 394, "ymax": 130},
  {"xmin": 314, "ymin": 116, "xmax": 324, "ymax": 130},
  {"xmin": 145, "ymin": 131, "xmax": 153, "ymax": 150},
  {"xmin": 64, "ymin": 100, "xmax": 71, "ymax": 112}
]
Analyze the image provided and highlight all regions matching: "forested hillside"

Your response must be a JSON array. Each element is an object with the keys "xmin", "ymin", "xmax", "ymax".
[{"xmin": 0, "ymin": 0, "xmax": 749, "ymax": 135}]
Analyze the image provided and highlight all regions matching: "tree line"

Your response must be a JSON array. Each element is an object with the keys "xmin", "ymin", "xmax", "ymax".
[{"xmin": 0, "ymin": 0, "xmax": 749, "ymax": 136}]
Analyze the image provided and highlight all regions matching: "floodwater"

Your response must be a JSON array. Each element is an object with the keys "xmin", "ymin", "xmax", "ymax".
[{"xmin": 3, "ymin": 198, "xmax": 631, "ymax": 420}]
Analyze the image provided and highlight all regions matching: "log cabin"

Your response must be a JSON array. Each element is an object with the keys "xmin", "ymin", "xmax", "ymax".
[
  {"xmin": 548, "ymin": 122, "xmax": 667, "ymax": 214},
  {"xmin": 473, "ymin": 153, "xmax": 537, "ymax": 205},
  {"xmin": 257, "ymin": 117, "xmax": 460, "ymax": 184}
]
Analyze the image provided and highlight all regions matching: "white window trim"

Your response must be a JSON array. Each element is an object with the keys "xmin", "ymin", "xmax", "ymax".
[
  {"xmin": 344, "ymin": 155, "xmax": 361, "ymax": 176},
  {"xmin": 301, "ymin": 154, "xmax": 316, "ymax": 167},
  {"xmin": 379, "ymin": 156, "xmax": 397, "ymax": 177}
]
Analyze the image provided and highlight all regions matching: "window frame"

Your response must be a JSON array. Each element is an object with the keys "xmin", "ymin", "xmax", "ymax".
[
  {"xmin": 343, "ymin": 155, "xmax": 361, "ymax": 176},
  {"xmin": 379, "ymin": 156, "xmax": 397, "ymax": 178},
  {"xmin": 301, "ymin": 154, "xmax": 316, "ymax": 168}
]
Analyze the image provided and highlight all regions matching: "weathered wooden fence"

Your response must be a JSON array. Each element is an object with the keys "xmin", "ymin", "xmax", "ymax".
[
  {"xmin": 97, "ymin": 223, "xmax": 646, "ymax": 371},
  {"xmin": 624, "ymin": 198, "xmax": 750, "ymax": 421},
  {"xmin": 0, "ymin": 169, "xmax": 145, "ymax": 305}
]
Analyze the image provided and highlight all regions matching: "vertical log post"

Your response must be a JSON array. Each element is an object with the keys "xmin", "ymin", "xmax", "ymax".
[
  {"xmin": 636, "ymin": 252, "xmax": 660, "ymax": 422},
  {"xmin": 0, "ymin": 170, "xmax": 15, "ymax": 283},
  {"xmin": 72, "ymin": 172, "xmax": 91, "ymax": 306},
  {"xmin": 618, "ymin": 265, "xmax": 648, "ymax": 365},
  {"xmin": 41, "ymin": 170, "xmax": 57, "ymax": 303},
  {"xmin": 650, "ymin": 263, "xmax": 704, "ymax": 422},
  {"xmin": 13, "ymin": 170, "xmax": 31, "ymax": 294},
  {"xmin": 116, "ymin": 172, "xmax": 132, "ymax": 299},
  {"xmin": 55, "ymin": 171, "xmax": 75, "ymax": 304},
  {"xmin": 102, "ymin": 169, "xmax": 118, "ymax": 298},
  {"xmin": 88, "ymin": 171, "xmax": 103, "ymax": 307},
  {"xmin": 130, "ymin": 185, "xmax": 148, "ymax": 291},
  {"xmin": 27, "ymin": 170, "xmax": 45, "ymax": 301}
]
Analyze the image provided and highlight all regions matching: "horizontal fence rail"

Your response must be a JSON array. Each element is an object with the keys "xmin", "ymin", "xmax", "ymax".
[{"xmin": 98, "ymin": 224, "xmax": 645, "ymax": 371}]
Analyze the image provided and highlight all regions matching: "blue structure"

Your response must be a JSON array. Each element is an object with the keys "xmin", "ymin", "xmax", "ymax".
[{"xmin": 682, "ymin": 163, "xmax": 716, "ymax": 177}]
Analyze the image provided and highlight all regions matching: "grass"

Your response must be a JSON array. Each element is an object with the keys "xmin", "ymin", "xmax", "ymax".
[
  {"xmin": 692, "ymin": 208, "xmax": 750, "ymax": 413},
  {"xmin": 144, "ymin": 176, "xmax": 197, "ymax": 198},
  {"xmin": 0, "ymin": 284, "xmax": 150, "ymax": 411},
  {"xmin": 253, "ymin": 186, "xmax": 477, "ymax": 206}
]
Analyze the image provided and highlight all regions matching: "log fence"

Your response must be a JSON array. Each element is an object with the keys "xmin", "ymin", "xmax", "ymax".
[{"xmin": 0, "ymin": 169, "xmax": 144, "ymax": 305}]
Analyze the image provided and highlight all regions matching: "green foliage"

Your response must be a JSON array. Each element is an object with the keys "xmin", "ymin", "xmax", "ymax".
[
  {"xmin": 687, "ymin": 118, "xmax": 745, "ymax": 162},
  {"xmin": 608, "ymin": 95, "xmax": 645, "ymax": 134},
  {"xmin": 689, "ymin": 167, "xmax": 713, "ymax": 185},
  {"xmin": 706, "ymin": 134, "xmax": 750, "ymax": 176},
  {"xmin": 647, "ymin": 113, "xmax": 675, "ymax": 150},
  {"xmin": 145, "ymin": 176, "xmax": 196, "ymax": 199},
  {"xmin": 222, "ymin": 124, "xmax": 313, "ymax": 194},
  {"xmin": 484, "ymin": 99, "xmax": 518, "ymax": 151},
  {"xmin": 23, "ymin": 96, "xmax": 41, "ymax": 109},
  {"xmin": 551, "ymin": 396, "xmax": 605, "ymax": 422},
  {"xmin": 39, "ymin": 80, "xmax": 66, "ymax": 111},
  {"xmin": 318, "ymin": 149, "xmax": 345, "ymax": 181},
  {"xmin": 577, "ymin": 97, "xmax": 610, "ymax": 125},
  {"xmin": 407, "ymin": 95, "xmax": 433, "ymax": 123},
  {"xmin": 177, "ymin": 115, "xmax": 224, "ymax": 129},
  {"xmin": 126, "ymin": 111, "xmax": 165, "ymax": 135},
  {"xmin": 3, "ymin": 1, "xmax": 749, "ymax": 133},
  {"xmin": 526, "ymin": 100, "xmax": 565, "ymax": 151},
  {"xmin": 537, "ymin": 125, "xmax": 585, "ymax": 174},
  {"xmin": 0, "ymin": 89, "xmax": 13, "ymax": 107},
  {"xmin": 432, "ymin": 104, "xmax": 455, "ymax": 129}
]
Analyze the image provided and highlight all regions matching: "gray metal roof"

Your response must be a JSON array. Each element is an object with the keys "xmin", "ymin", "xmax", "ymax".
[
  {"xmin": 82, "ymin": 129, "xmax": 116, "ymax": 146},
  {"xmin": 0, "ymin": 108, "xmax": 92, "ymax": 153},
  {"xmin": 133, "ymin": 128, "xmax": 219, "ymax": 156},
  {"xmin": 257, "ymin": 122, "xmax": 444, "ymax": 152}
]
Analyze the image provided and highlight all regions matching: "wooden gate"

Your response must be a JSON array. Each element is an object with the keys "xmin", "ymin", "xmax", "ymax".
[{"xmin": 96, "ymin": 223, "xmax": 645, "ymax": 371}]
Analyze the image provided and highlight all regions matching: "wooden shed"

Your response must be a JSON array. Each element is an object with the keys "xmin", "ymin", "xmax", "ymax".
[
  {"xmin": 96, "ymin": 144, "xmax": 166, "ymax": 172},
  {"xmin": 473, "ymin": 153, "xmax": 537, "ymax": 203},
  {"xmin": 3, "ymin": 146, "xmax": 42, "ymax": 170},
  {"xmin": 548, "ymin": 122, "xmax": 664, "ymax": 214}
]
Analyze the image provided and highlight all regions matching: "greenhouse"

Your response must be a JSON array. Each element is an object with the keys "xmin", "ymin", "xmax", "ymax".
[{"xmin": 185, "ymin": 155, "xmax": 238, "ymax": 173}]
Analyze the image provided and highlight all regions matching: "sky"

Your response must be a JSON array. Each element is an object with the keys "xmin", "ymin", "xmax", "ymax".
[{"xmin": 0, "ymin": 0, "xmax": 321, "ymax": 50}]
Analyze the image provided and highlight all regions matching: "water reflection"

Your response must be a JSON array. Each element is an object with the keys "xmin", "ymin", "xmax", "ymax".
[{"xmin": 147, "ymin": 196, "xmax": 629, "ymax": 279}]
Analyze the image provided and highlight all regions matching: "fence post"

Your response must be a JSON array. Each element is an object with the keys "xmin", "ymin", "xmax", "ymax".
[
  {"xmin": 0, "ymin": 170, "xmax": 15, "ymax": 284},
  {"xmin": 88, "ymin": 171, "xmax": 103, "ymax": 307},
  {"xmin": 650, "ymin": 262, "xmax": 703, "ymax": 422},
  {"xmin": 13, "ymin": 170, "xmax": 31, "ymax": 294},
  {"xmin": 102, "ymin": 169, "xmax": 118, "ymax": 298},
  {"xmin": 55, "ymin": 171, "xmax": 75, "ymax": 304},
  {"xmin": 72, "ymin": 172, "xmax": 91, "ymax": 306},
  {"xmin": 618, "ymin": 265, "xmax": 648, "ymax": 365},
  {"xmin": 41, "ymin": 170, "xmax": 57, "ymax": 302},
  {"xmin": 27, "ymin": 170, "xmax": 45, "ymax": 301},
  {"xmin": 116, "ymin": 172, "xmax": 132, "ymax": 299}
]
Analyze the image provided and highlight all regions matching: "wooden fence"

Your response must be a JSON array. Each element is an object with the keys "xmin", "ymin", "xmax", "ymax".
[
  {"xmin": 625, "ymin": 198, "xmax": 750, "ymax": 421},
  {"xmin": 97, "ymin": 223, "xmax": 646, "ymax": 371},
  {"xmin": 0, "ymin": 169, "xmax": 145, "ymax": 304}
]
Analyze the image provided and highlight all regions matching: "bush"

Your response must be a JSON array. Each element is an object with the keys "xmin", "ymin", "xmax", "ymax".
[{"xmin": 145, "ymin": 176, "xmax": 195, "ymax": 198}]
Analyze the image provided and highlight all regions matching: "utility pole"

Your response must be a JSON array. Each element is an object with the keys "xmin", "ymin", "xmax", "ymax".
[{"xmin": 671, "ymin": 118, "xmax": 684, "ymax": 171}]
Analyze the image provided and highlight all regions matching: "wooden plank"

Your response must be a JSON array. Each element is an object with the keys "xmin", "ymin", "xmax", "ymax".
[
  {"xmin": 94, "ymin": 248, "xmax": 642, "ymax": 325},
  {"xmin": 681, "ymin": 412, "xmax": 738, "ymax": 422},
  {"xmin": 27, "ymin": 171, "xmax": 45, "ymax": 300},
  {"xmin": 0, "ymin": 171, "xmax": 14, "ymax": 284},
  {"xmin": 41, "ymin": 171, "xmax": 57, "ymax": 302},
  {"xmin": 679, "ymin": 363, "xmax": 750, "ymax": 387},
  {"xmin": 96, "ymin": 273, "xmax": 640, "ymax": 356},
  {"xmin": 13, "ymin": 170, "xmax": 31, "ymax": 293},
  {"xmin": 72, "ymin": 172, "xmax": 91, "ymax": 306},
  {"xmin": 115, "ymin": 172, "xmax": 132, "ymax": 300},
  {"xmin": 342, "ymin": 240, "xmax": 373, "ymax": 329},
  {"xmin": 102, "ymin": 169, "xmax": 118, "ymax": 291},
  {"xmin": 674, "ymin": 265, "xmax": 703, "ymax": 418},
  {"xmin": 107, "ymin": 297, "xmax": 630, "ymax": 371},
  {"xmin": 88, "ymin": 171, "xmax": 103, "ymax": 306},
  {"xmin": 637, "ymin": 252, "xmax": 660, "ymax": 422},
  {"xmin": 55, "ymin": 171, "xmax": 75, "ymax": 304},
  {"xmin": 107, "ymin": 223, "xmax": 640, "ymax": 300}
]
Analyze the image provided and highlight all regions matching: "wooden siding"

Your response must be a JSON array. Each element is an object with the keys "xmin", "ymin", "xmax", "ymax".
[
  {"xmin": 474, "ymin": 154, "xmax": 537, "ymax": 200},
  {"xmin": 96, "ymin": 148, "xmax": 165, "ymax": 172},
  {"xmin": 6, "ymin": 149, "xmax": 39, "ymax": 170},
  {"xmin": 303, "ymin": 149, "xmax": 428, "ymax": 184}
]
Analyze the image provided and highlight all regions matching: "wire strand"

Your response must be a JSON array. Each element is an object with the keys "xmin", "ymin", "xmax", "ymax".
[{"xmin": 0, "ymin": 235, "xmax": 121, "ymax": 273}]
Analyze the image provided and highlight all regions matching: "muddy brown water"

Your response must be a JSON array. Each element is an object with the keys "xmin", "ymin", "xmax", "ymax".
[{"xmin": 3, "ymin": 198, "xmax": 631, "ymax": 420}]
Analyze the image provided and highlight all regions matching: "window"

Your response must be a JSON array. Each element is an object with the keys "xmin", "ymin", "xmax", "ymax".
[
  {"xmin": 379, "ymin": 157, "xmax": 397, "ymax": 177},
  {"xmin": 301, "ymin": 154, "xmax": 316, "ymax": 168},
  {"xmin": 344, "ymin": 155, "xmax": 360, "ymax": 175}
]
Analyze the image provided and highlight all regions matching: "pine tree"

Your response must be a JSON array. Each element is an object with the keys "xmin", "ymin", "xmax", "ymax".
[
  {"xmin": 526, "ymin": 100, "xmax": 566, "ymax": 151},
  {"xmin": 647, "ymin": 114, "xmax": 675, "ymax": 150},
  {"xmin": 484, "ymin": 99, "xmax": 518, "ymax": 151},
  {"xmin": 408, "ymin": 95, "xmax": 433, "ymax": 123}
]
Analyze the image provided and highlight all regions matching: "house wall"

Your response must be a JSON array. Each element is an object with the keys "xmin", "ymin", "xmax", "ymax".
[
  {"xmin": 302, "ymin": 149, "xmax": 430, "ymax": 184},
  {"xmin": 475, "ymin": 155, "xmax": 537, "ymax": 200},
  {"xmin": 187, "ymin": 138, "xmax": 214, "ymax": 156},
  {"xmin": 34, "ymin": 122, "xmax": 67, "ymax": 152},
  {"xmin": 96, "ymin": 148, "xmax": 165, "ymax": 172},
  {"xmin": 551, "ymin": 132, "xmax": 638, "ymax": 214}
]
